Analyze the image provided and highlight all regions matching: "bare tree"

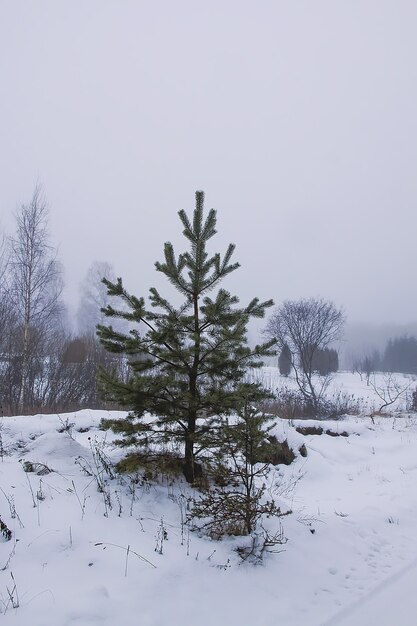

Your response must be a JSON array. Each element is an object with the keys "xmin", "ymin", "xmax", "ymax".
[
  {"xmin": 75, "ymin": 261, "xmax": 129, "ymax": 406},
  {"xmin": 0, "ymin": 230, "xmax": 7, "ymax": 282},
  {"xmin": 0, "ymin": 231, "xmax": 10, "ymax": 337},
  {"xmin": 8, "ymin": 186, "xmax": 64, "ymax": 412},
  {"xmin": 264, "ymin": 298, "xmax": 345, "ymax": 414},
  {"xmin": 369, "ymin": 372, "xmax": 411, "ymax": 414},
  {"xmin": 35, "ymin": 333, "xmax": 109, "ymax": 410},
  {"xmin": 77, "ymin": 261, "xmax": 117, "ymax": 335},
  {"xmin": 0, "ymin": 232, "xmax": 14, "ymax": 414},
  {"xmin": 353, "ymin": 349, "xmax": 381, "ymax": 385}
]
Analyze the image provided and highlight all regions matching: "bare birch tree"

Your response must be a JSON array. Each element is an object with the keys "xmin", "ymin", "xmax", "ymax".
[
  {"xmin": 0, "ymin": 232, "xmax": 14, "ymax": 414},
  {"xmin": 0, "ymin": 231, "xmax": 10, "ymax": 336},
  {"xmin": 8, "ymin": 186, "xmax": 64, "ymax": 412}
]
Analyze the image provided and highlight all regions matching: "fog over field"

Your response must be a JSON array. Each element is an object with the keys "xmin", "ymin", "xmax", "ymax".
[{"xmin": 1, "ymin": 1, "xmax": 416, "ymax": 332}]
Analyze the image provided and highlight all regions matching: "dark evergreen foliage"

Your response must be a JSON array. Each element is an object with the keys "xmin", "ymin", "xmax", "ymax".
[
  {"xmin": 190, "ymin": 398, "xmax": 282, "ymax": 537},
  {"xmin": 311, "ymin": 347, "xmax": 339, "ymax": 376},
  {"xmin": 382, "ymin": 336, "xmax": 417, "ymax": 374},
  {"xmin": 411, "ymin": 389, "xmax": 417, "ymax": 412},
  {"xmin": 0, "ymin": 516, "xmax": 12, "ymax": 541},
  {"xmin": 97, "ymin": 191, "xmax": 276, "ymax": 483},
  {"xmin": 300, "ymin": 346, "xmax": 339, "ymax": 376},
  {"xmin": 278, "ymin": 343, "xmax": 292, "ymax": 376}
]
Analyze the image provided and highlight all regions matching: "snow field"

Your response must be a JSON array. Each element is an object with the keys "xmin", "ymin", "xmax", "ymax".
[{"xmin": 0, "ymin": 372, "xmax": 417, "ymax": 625}]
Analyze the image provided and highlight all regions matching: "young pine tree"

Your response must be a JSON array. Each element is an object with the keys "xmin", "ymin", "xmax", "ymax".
[
  {"xmin": 97, "ymin": 191, "xmax": 276, "ymax": 483},
  {"xmin": 190, "ymin": 389, "xmax": 281, "ymax": 538}
]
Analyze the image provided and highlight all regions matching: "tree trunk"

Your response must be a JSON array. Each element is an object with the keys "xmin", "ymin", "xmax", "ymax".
[
  {"xmin": 183, "ymin": 416, "xmax": 202, "ymax": 483},
  {"xmin": 183, "ymin": 429, "xmax": 195, "ymax": 483},
  {"xmin": 183, "ymin": 291, "xmax": 201, "ymax": 483},
  {"xmin": 18, "ymin": 320, "xmax": 30, "ymax": 413}
]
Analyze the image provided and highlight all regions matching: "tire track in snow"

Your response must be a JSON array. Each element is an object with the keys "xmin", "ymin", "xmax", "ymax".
[{"xmin": 322, "ymin": 555, "xmax": 417, "ymax": 625}]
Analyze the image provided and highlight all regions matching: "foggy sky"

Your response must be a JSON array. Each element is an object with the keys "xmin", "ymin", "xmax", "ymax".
[{"xmin": 1, "ymin": 1, "xmax": 416, "ymax": 327}]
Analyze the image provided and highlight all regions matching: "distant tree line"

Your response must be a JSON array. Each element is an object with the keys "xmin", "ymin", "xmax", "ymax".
[
  {"xmin": 383, "ymin": 336, "xmax": 417, "ymax": 374},
  {"xmin": 278, "ymin": 344, "xmax": 339, "ymax": 377},
  {"xmin": 354, "ymin": 335, "xmax": 417, "ymax": 377}
]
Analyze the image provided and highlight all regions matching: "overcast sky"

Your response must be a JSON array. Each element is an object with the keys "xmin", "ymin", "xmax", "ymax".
[{"xmin": 1, "ymin": 0, "xmax": 416, "ymax": 328}]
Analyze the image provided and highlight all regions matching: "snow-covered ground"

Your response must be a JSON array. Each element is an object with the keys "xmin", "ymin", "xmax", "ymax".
[
  {"xmin": 256, "ymin": 367, "xmax": 415, "ymax": 415},
  {"xmin": 1, "ymin": 370, "xmax": 417, "ymax": 626}
]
